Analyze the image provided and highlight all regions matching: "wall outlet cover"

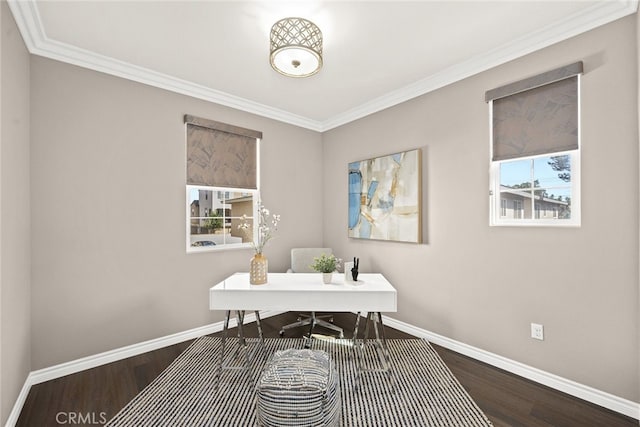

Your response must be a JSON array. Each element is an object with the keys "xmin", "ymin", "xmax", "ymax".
[{"xmin": 531, "ymin": 323, "xmax": 544, "ymax": 340}]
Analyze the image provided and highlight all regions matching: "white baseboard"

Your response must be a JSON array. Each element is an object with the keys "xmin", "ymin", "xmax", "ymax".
[
  {"xmin": 6, "ymin": 311, "xmax": 639, "ymax": 426},
  {"xmin": 5, "ymin": 379, "xmax": 32, "ymax": 427},
  {"xmin": 380, "ymin": 314, "xmax": 640, "ymax": 421},
  {"xmin": 4, "ymin": 310, "xmax": 285, "ymax": 427}
]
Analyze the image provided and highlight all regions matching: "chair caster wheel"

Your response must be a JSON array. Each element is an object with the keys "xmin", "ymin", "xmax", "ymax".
[{"xmin": 279, "ymin": 330, "xmax": 284, "ymax": 336}]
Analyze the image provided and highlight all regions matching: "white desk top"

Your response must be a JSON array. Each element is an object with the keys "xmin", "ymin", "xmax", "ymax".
[{"xmin": 210, "ymin": 272, "xmax": 397, "ymax": 313}]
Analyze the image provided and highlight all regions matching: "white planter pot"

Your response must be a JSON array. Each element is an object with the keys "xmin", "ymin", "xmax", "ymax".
[{"xmin": 322, "ymin": 272, "xmax": 332, "ymax": 284}]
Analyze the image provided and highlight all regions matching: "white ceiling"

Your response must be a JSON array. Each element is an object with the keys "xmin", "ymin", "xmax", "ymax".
[{"xmin": 8, "ymin": 1, "xmax": 638, "ymax": 131}]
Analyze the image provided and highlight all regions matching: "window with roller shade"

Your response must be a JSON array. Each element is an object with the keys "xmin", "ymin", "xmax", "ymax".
[
  {"xmin": 185, "ymin": 115, "xmax": 261, "ymax": 252},
  {"xmin": 486, "ymin": 62, "xmax": 582, "ymax": 226}
]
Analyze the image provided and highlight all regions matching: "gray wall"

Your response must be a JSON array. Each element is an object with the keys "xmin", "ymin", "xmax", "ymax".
[
  {"xmin": 322, "ymin": 15, "xmax": 639, "ymax": 401},
  {"xmin": 637, "ymin": 10, "xmax": 640, "ymax": 406},
  {"xmin": 30, "ymin": 57, "xmax": 323, "ymax": 369},
  {"xmin": 1, "ymin": 2, "xmax": 31, "ymax": 424}
]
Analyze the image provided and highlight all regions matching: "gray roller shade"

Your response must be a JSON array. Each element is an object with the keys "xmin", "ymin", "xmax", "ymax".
[
  {"xmin": 486, "ymin": 62, "xmax": 582, "ymax": 162},
  {"xmin": 185, "ymin": 115, "xmax": 261, "ymax": 189}
]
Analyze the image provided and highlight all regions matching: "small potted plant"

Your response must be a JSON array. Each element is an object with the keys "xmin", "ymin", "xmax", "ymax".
[{"xmin": 310, "ymin": 253, "xmax": 342, "ymax": 284}]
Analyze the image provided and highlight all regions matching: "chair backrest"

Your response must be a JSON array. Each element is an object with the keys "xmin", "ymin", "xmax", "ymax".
[{"xmin": 290, "ymin": 248, "xmax": 333, "ymax": 273}]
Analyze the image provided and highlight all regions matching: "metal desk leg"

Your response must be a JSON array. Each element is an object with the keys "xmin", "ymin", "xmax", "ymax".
[
  {"xmin": 352, "ymin": 311, "xmax": 394, "ymax": 392},
  {"xmin": 254, "ymin": 310, "xmax": 266, "ymax": 358},
  {"xmin": 372, "ymin": 313, "xmax": 385, "ymax": 369},
  {"xmin": 353, "ymin": 312, "xmax": 365, "ymax": 390},
  {"xmin": 216, "ymin": 310, "xmax": 261, "ymax": 388},
  {"xmin": 254, "ymin": 310, "xmax": 264, "ymax": 345},
  {"xmin": 373, "ymin": 312, "xmax": 395, "ymax": 391},
  {"xmin": 363, "ymin": 312, "xmax": 372, "ymax": 346},
  {"xmin": 236, "ymin": 311, "xmax": 252, "ymax": 381},
  {"xmin": 375, "ymin": 312, "xmax": 391, "ymax": 367},
  {"xmin": 352, "ymin": 312, "xmax": 363, "ymax": 348},
  {"xmin": 215, "ymin": 310, "xmax": 232, "ymax": 389}
]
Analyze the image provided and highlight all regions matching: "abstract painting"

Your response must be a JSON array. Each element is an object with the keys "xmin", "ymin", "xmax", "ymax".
[{"xmin": 348, "ymin": 149, "xmax": 422, "ymax": 243}]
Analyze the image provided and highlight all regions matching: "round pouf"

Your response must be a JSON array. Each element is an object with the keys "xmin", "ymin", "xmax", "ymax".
[{"xmin": 256, "ymin": 349, "xmax": 341, "ymax": 427}]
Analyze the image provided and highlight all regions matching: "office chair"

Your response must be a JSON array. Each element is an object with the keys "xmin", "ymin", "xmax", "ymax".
[{"xmin": 279, "ymin": 248, "xmax": 344, "ymax": 339}]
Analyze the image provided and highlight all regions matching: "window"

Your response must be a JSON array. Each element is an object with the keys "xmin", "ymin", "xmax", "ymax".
[
  {"xmin": 184, "ymin": 115, "xmax": 261, "ymax": 252},
  {"xmin": 487, "ymin": 62, "xmax": 582, "ymax": 226}
]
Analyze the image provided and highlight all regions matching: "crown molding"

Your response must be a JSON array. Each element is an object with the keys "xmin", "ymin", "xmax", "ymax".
[
  {"xmin": 320, "ymin": 0, "xmax": 639, "ymax": 131},
  {"xmin": 7, "ymin": 0, "xmax": 638, "ymax": 133},
  {"xmin": 6, "ymin": 0, "xmax": 324, "ymax": 132}
]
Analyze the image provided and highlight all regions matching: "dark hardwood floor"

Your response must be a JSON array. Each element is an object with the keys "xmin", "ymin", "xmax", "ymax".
[{"xmin": 16, "ymin": 312, "xmax": 637, "ymax": 427}]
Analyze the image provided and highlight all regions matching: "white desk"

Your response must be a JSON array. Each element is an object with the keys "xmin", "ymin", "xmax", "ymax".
[
  {"xmin": 210, "ymin": 272, "xmax": 398, "ymax": 387},
  {"xmin": 210, "ymin": 272, "xmax": 397, "ymax": 312}
]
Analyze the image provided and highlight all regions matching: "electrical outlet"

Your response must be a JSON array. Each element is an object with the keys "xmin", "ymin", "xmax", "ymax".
[{"xmin": 531, "ymin": 323, "xmax": 544, "ymax": 340}]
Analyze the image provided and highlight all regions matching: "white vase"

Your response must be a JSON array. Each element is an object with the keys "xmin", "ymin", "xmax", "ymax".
[{"xmin": 322, "ymin": 272, "xmax": 332, "ymax": 284}]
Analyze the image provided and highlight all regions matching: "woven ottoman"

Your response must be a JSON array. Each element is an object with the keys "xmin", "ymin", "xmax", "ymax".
[{"xmin": 256, "ymin": 349, "xmax": 341, "ymax": 427}]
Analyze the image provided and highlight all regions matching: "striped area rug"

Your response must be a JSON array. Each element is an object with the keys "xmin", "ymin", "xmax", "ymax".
[{"xmin": 107, "ymin": 336, "xmax": 493, "ymax": 426}]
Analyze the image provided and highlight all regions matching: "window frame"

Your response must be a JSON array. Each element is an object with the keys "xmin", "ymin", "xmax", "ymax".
[{"xmin": 186, "ymin": 185, "xmax": 260, "ymax": 253}]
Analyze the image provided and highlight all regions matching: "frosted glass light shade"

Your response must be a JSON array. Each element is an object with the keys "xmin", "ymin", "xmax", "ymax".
[{"xmin": 270, "ymin": 17, "xmax": 323, "ymax": 78}]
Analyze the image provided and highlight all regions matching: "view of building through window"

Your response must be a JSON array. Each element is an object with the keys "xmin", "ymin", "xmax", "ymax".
[
  {"xmin": 188, "ymin": 188, "xmax": 255, "ymax": 248},
  {"xmin": 498, "ymin": 154, "xmax": 573, "ymax": 221}
]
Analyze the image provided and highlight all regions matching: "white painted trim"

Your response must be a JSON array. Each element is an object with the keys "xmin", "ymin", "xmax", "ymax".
[
  {"xmin": 29, "ymin": 309, "xmax": 283, "ymax": 385},
  {"xmin": 380, "ymin": 314, "xmax": 640, "ymax": 421},
  {"xmin": 6, "ymin": 0, "xmax": 638, "ymax": 133},
  {"xmin": 6, "ymin": 310, "xmax": 638, "ymax": 425},
  {"xmin": 4, "ymin": 379, "xmax": 32, "ymax": 427},
  {"xmin": 4, "ymin": 310, "xmax": 285, "ymax": 427}
]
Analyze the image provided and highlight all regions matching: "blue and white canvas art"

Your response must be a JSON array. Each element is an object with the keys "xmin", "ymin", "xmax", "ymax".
[{"xmin": 348, "ymin": 149, "xmax": 422, "ymax": 243}]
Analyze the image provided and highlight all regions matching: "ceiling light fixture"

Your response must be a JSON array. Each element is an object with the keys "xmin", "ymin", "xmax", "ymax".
[{"xmin": 270, "ymin": 17, "xmax": 323, "ymax": 78}]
